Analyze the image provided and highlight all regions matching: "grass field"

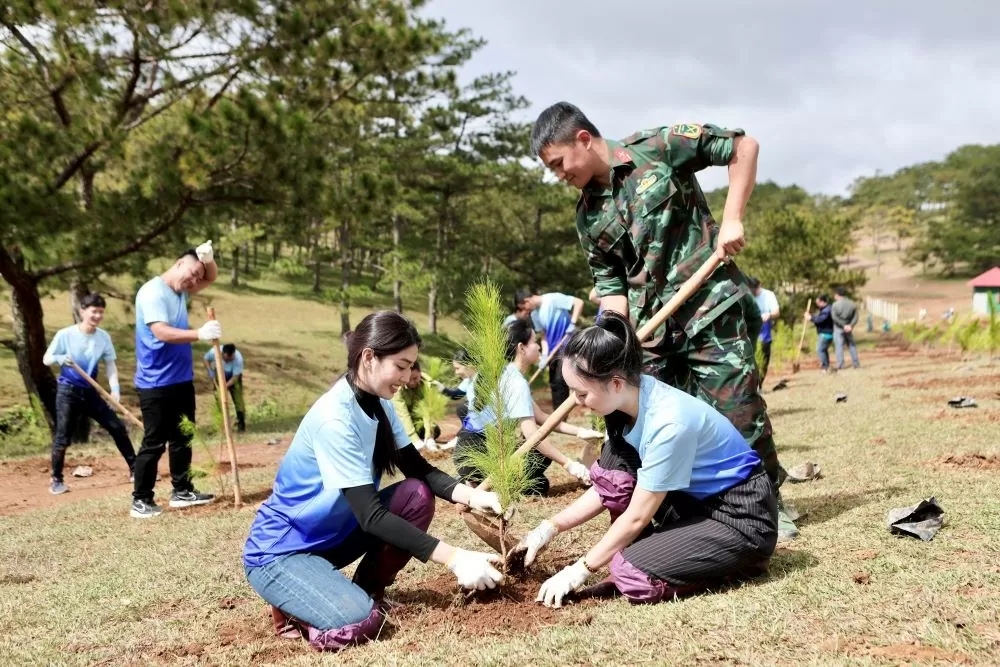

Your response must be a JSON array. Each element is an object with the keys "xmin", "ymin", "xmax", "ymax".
[{"xmin": 1, "ymin": 334, "xmax": 998, "ymax": 665}]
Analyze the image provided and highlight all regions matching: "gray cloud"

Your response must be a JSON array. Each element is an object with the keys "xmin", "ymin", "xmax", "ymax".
[{"xmin": 424, "ymin": 0, "xmax": 1000, "ymax": 193}]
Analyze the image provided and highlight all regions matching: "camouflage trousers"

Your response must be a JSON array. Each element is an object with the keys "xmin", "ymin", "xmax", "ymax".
[{"xmin": 642, "ymin": 298, "xmax": 784, "ymax": 487}]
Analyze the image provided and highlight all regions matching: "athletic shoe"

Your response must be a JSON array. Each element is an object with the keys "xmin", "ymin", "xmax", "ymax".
[
  {"xmin": 130, "ymin": 499, "xmax": 163, "ymax": 519},
  {"xmin": 49, "ymin": 479, "xmax": 69, "ymax": 495},
  {"xmin": 169, "ymin": 489, "xmax": 215, "ymax": 508}
]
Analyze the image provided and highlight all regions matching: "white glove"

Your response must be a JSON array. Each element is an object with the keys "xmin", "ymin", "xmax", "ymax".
[
  {"xmin": 53, "ymin": 354, "xmax": 72, "ymax": 366},
  {"xmin": 110, "ymin": 387, "xmax": 121, "ymax": 403},
  {"xmin": 520, "ymin": 519, "xmax": 558, "ymax": 567},
  {"xmin": 538, "ymin": 354, "xmax": 549, "ymax": 369},
  {"xmin": 468, "ymin": 488, "xmax": 502, "ymax": 515},
  {"xmin": 423, "ymin": 437, "xmax": 439, "ymax": 452},
  {"xmin": 197, "ymin": 320, "xmax": 223, "ymax": 341},
  {"xmin": 578, "ymin": 429, "xmax": 605, "ymax": 441},
  {"xmin": 537, "ymin": 558, "xmax": 591, "ymax": 608},
  {"xmin": 447, "ymin": 549, "xmax": 504, "ymax": 591},
  {"xmin": 430, "ymin": 380, "xmax": 445, "ymax": 390},
  {"xmin": 562, "ymin": 459, "xmax": 591, "ymax": 484},
  {"xmin": 195, "ymin": 240, "xmax": 214, "ymax": 264}
]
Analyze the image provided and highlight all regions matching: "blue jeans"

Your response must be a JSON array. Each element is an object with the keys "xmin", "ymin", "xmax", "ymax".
[
  {"xmin": 244, "ymin": 479, "xmax": 434, "ymax": 640},
  {"xmin": 834, "ymin": 327, "xmax": 860, "ymax": 369},
  {"xmin": 816, "ymin": 333, "xmax": 834, "ymax": 369}
]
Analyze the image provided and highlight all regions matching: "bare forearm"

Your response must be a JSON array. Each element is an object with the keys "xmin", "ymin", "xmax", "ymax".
[
  {"xmin": 570, "ymin": 298, "xmax": 584, "ymax": 324},
  {"xmin": 599, "ymin": 295, "xmax": 628, "ymax": 317},
  {"xmin": 722, "ymin": 135, "xmax": 759, "ymax": 222},
  {"xmin": 584, "ymin": 510, "xmax": 648, "ymax": 569},
  {"xmin": 550, "ymin": 488, "xmax": 604, "ymax": 533},
  {"xmin": 150, "ymin": 323, "xmax": 199, "ymax": 344}
]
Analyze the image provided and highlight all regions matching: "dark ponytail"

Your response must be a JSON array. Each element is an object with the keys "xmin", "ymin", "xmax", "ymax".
[
  {"xmin": 343, "ymin": 311, "xmax": 422, "ymax": 479},
  {"xmin": 563, "ymin": 311, "xmax": 642, "ymax": 386}
]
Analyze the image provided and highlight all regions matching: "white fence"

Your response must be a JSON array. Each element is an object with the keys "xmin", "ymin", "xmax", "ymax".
[{"xmin": 865, "ymin": 297, "xmax": 899, "ymax": 324}]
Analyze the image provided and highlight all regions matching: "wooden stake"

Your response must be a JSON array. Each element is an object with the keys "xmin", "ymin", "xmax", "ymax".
[{"xmin": 207, "ymin": 307, "xmax": 242, "ymax": 508}]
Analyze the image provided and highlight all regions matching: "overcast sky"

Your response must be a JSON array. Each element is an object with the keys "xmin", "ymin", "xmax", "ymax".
[{"xmin": 423, "ymin": 1, "xmax": 1000, "ymax": 194}]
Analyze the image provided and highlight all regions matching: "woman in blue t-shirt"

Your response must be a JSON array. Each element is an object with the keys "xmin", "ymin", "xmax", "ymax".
[
  {"xmin": 518, "ymin": 313, "xmax": 778, "ymax": 607},
  {"xmin": 243, "ymin": 311, "xmax": 506, "ymax": 652},
  {"xmin": 452, "ymin": 319, "xmax": 601, "ymax": 496}
]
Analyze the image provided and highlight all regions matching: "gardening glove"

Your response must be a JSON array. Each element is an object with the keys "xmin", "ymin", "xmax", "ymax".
[
  {"xmin": 562, "ymin": 459, "xmax": 591, "ymax": 485},
  {"xmin": 197, "ymin": 320, "xmax": 223, "ymax": 341},
  {"xmin": 468, "ymin": 488, "xmax": 503, "ymax": 515},
  {"xmin": 519, "ymin": 519, "xmax": 558, "ymax": 567},
  {"xmin": 577, "ymin": 428, "xmax": 605, "ymax": 441},
  {"xmin": 430, "ymin": 379, "xmax": 445, "ymax": 391},
  {"xmin": 537, "ymin": 558, "xmax": 591, "ymax": 608},
  {"xmin": 446, "ymin": 549, "xmax": 504, "ymax": 591},
  {"xmin": 423, "ymin": 437, "xmax": 439, "ymax": 452},
  {"xmin": 52, "ymin": 354, "xmax": 71, "ymax": 366},
  {"xmin": 195, "ymin": 240, "xmax": 214, "ymax": 264},
  {"xmin": 110, "ymin": 386, "xmax": 121, "ymax": 403}
]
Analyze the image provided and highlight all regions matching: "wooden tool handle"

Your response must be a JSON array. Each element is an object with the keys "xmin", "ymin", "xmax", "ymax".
[
  {"xmin": 207, "ymin": 306, "xmax": 242, "ymax": 507},
  {"xmin": 68, "ymin": 359, "xmax": 144, "ymax": 429},
  {"xmin": 528, "ymin": 332, "xmax": 571, "ymax": 384}
]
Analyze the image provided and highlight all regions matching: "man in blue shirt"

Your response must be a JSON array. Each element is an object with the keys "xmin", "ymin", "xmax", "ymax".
[
  {"xmin": 42, "ymin": 293, "xmax": 136, "ymax": 495},
  {"xmin": 513, "ymin": 289, "xmax": 584, "ymax": 407},
  {"xmin": 748, "ymin": 277, "xmax": 780, "ymax": 384},
  {"xmin": 806, "ymin": 294, "xmax": 835, "ymax": 373},
  {"xmin": 204, "ymin": 343, "xmax": 246, "ymax": 432},
  {"xmin": 131, "ymin": 241, "xmax": 221, "ymax": 518}
]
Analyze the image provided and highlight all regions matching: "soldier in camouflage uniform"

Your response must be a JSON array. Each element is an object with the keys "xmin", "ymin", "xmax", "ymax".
[{"xmin": 530, "ymin": 102, "xmax": 797, "ymax": 541}]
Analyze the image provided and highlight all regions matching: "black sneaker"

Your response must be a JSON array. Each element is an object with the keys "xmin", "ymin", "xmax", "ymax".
[
  {"xmin": 169, "ymin": 490, "xmax": 215, "ymax": 508},
  {"xmin": 130, "ymin": 499, "xmax": 163, "ymax": 519}
]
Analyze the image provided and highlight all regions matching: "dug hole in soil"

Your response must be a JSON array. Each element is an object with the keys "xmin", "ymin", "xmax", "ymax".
[{"xmin": 391, "ymin": 550, "xmax": 597, "ymax": 638}]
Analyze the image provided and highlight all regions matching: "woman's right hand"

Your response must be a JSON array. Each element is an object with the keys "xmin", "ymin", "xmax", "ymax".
[
  {"xmin": 446, "ymin": 548, "xmax": 504, "ymax": 590},
  {"xmin": 518, "ymin": 519, "xmax": 559, "ymax": 567}
]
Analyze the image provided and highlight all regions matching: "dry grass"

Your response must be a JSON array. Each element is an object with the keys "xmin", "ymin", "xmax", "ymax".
[{"xmin": 1, "ymin": 336, "xmax": 999, "ymax": 665}]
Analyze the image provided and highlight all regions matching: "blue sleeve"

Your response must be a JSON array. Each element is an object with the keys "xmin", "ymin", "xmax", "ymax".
[
  {"xmin": 546, "ymin": 292, "xmax": 575, "ymax": 312},
  {"xmin": 204, "ymin": 349, "xmax": 215, "ymax": 362},
  {"xmin": 313, "ymin": 416, "xmax": 374, "ymax": 489},
  {"xmin": 530, "ymin": 310, "xmax": 543, "ymax": 332},
  {"xmin": 138, "ymin": 283, "xmax": 170, "ymax": 325},
  {"xmin": 101, "ymin": 332, "xmax": 117, "ymax": 362},
  {"xmin": 500, "ymin": 373, "xmax": 535, "ymax": 421},
  {"xmin": 384, "ymin": 398, "xmax": 414, "ymax": 449},
  {"xmin": 636, "ymin": 421, "xmax": 698, "ymax": 493},
  {"xmin": 232, "ymin": 351, "xmax": 244, "ymax": 376},
  {"xmin": 43, "ymin": 329, "xmax": 67, "ymax": 364}
]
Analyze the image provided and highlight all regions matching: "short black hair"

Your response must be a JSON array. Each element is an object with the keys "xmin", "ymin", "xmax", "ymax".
[
  {"xmin": 747, "ymin": 277, "xmax": 761, "ymax": 290},
  {"xmin": 818, "ymin": 294, "xmax": 830, "ymax": 303},
  {"xmin": 79, "ymin": 292, "xmax": 106, "ymax": 310},
  {"xmin": 530, "ymin": 102, "xmax": 601, "ymax": 156},
  {"xmin": 834, "ymin": 286, "xmax": 847, "ymax": 297},
  {"xmin": 222, "ymin": 343, "xmax": 236, "ymax": 355},
  {"xmin": 452, "ymin": 348, "xmax": 471, "ymax": 364},
  {"xmin": 513, "ymin": 289, "xmax": 534, "ymax": 311}
]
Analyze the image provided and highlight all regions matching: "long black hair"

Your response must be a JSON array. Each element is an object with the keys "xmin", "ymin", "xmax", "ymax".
[
  {"xmin": 344, "ymin": 311, "xmax": 422, "ymax": 479},
  {"xmin": 563, "ymin": 311, "xmax": 642, "ymax": 386},
  {"xmin": 505, "ymin": 318, "xmax": 535, "ymax": 361}
]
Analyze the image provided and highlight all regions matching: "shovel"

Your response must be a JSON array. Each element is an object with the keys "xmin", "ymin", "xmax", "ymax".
[
  {"xmin": 528, "ymin": 332, "xmax": 571, "ymax": 384},
  {"xmin": 792, "ymin": 301, "xmax": 811, "ymax": 373},
  {"xmin": 67, "ymin": 359, "xmax": 144, "ymax": 429},
  {"xmin": 463, "ymin": 253, "xmax": 725, "ymax": 564}
]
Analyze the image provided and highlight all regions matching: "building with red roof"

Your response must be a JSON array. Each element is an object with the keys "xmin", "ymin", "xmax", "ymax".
[{"xmin": 967, "ymin": 267, "xmax": 1000, "ymax": 315}]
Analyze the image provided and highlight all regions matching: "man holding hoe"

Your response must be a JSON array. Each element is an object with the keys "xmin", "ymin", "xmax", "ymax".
[{"xmin": 531, "ymin": 102, "xmax": 797, "ymax": 541}]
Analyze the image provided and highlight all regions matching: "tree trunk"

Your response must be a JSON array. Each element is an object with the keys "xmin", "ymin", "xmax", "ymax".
[
  {"xmin": 370, "ymin": 251, "xmax": 379, "ymax": 292},
  {"xmin": 272, "ymin": 240, "xmax": 281, "ymax": 264},
  {"xmin": 428, "ymin": 276, "xmax": 438, "ymax": 335},
  {"xmin": 340, "ymin": 222, "xmax": 351, "ymax": 335},
  {"xmin": 253, "ymin": 238, "xmax": 259, "ymax": 268},
  {"xmin": 69, "ymin": 275, "xmax": 90, "ymax": 324},
  {"xmin": 312, "ymin": 232, "xmax": 322, "ymax": 294},
  {"xmin": 242, "ymin": 240, "xmax": 250, "ymax": 276},
  {"xmin": 392, "ymin": 215, "xmax": 403, "ymax": 313},
  {"xmin": 231, "ymin": 248, "xmax": 239, "ymax": 287},
  {"xmin": 0, "ymin": 252, "xmax": 58, "ymax": 429}
]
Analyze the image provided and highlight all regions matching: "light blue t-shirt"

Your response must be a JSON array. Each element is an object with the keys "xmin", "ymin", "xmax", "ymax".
[
  {"xmin": 530, "ymin": 292, "xmax": 575, "ymax": 350},
  {"xmin": 243, "ymin": 377, "xmax": 411, "ymax": 567},
  {"xmin": 753, "ymin": 288, "xmax": 779, "ymax": 344},
  {"xmin": 134, "ymin": 276, "xmax": 193, "ymax": 389},
  {"xmin": 502, "ymin": 313, "xmax": 520, "ymax": 327},
  {"xmin": 44, "ymin": 325, "xmax": 115, "ymax": 389},
  {"xmin": 204, "ymin": 348, "xmax": 244, "ymax": 379},
  {"xmin": 462, "ymin": 363, "xmax": 535, "ymax": 433},
  {"xmin": 623, "ymin": 375, "xmax": 760, "ymax": 499}
]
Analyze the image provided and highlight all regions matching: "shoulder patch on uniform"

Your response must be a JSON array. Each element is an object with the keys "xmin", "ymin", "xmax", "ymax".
[
  {"xmin": 635, "ymin": 174, "xmax": 658, "ymax": 195},
  {"xmin": 670, "ymin": 123, "xmax": 702, "ymax": 139}
]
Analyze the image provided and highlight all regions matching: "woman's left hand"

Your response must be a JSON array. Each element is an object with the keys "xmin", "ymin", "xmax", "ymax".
[
  {"xmin": 468, "ymin": 488, "xmax": 503, "ymax": 515},
  {"xmin": 537, "ymin": 559, "xmax": 591, "ymax": 608}
]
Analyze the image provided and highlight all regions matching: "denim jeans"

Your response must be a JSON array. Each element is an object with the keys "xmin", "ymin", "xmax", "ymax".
[
  {"xmin": 834, "ymin": 327, "xmax": 860, "ymax": 369},
  {"xmin": 52, "ymin": 383, "xmax": 135, "ymax": 482},
  {"xmin": 816, "ymin": 333, "xmax": 834, "ymax": 369},
  {"xmin": 244, "ymin": 479, "xmax": 434, "ymax": 644}
]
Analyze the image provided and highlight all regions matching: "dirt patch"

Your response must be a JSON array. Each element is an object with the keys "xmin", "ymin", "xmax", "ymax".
[
  {"xmin": 930, "ymin": 453, "xmax": 1000, "ymax": 471},
  {"xmin": 0, "ymin": 440, "xmax": 288, "ymax": 516},
  {"xmin": 851, "ymin": 572, "xmax": 870, "ymax": 585},
  {"xmin": 864, "ymin": 642, "xmax": 971, "ymax": 664},
  {"xmin": 885, "ymin": 374, "xmax": 1000, "ymax": 391},
  {"xmin": 0, "ymin": 573, "xmax": 36, "ymax": 585},
  {"xmin": 870, "ymin": 437, "xmax": 887, "ymax": 446},
  {"xmin": 392, "ymin": 552, "xmax": 598, "ymax": 638},
  {"xmin": 853, "ymin": 550, "xmax": 878, "ymax": 561},
  {"xmin": 927, "ymin": 410, "xmax": 1000, "ymax": 424}
]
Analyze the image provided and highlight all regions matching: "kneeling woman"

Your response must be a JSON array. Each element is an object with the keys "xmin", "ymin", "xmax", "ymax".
[
  {"xmin": 453, "ymin": 318, "xmax": 601, "ymax": 496},
  {"xmin": 520, "ymin": 313, "xmax": 778, "ymax": 606},
  {"xmin": 244, "ymin": 311, "xmax": 506, "ymax": 651}
]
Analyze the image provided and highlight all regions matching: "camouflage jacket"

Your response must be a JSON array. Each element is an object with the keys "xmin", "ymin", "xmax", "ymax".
[{"xmin": 576, "ymin": 123, "xmax": 752, "ymax": 342}]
